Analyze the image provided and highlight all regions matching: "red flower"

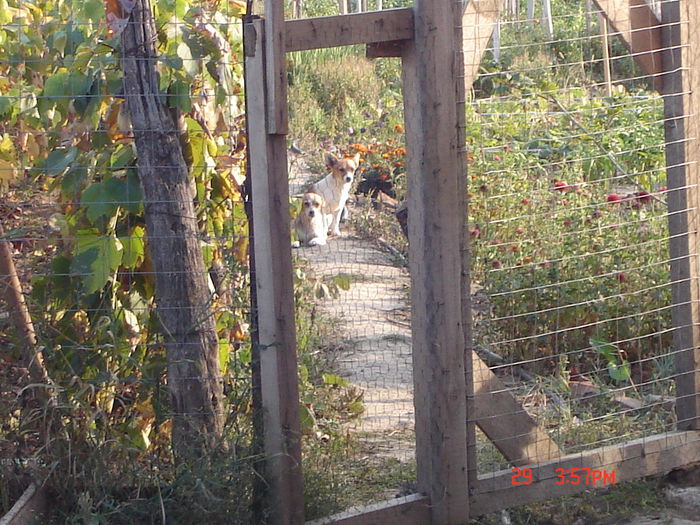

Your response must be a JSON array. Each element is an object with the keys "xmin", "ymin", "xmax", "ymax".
[
  {"xmin": 521, "ymin": 198, "xmax": 531, "ymax": 205},
  {"xmin": 635, "ymin": 190, "xmax": 651, "ymax": 203},
  {"xmin": 492, "ymin": 259, "xmax": 502, "ymax": 269},
  {"xmin": 616, "ymin": 272, "xmax": 627, "ymax": 283},
  {"xmin": 553, "ymin": 181, "xmax": 568, "ymax": 191},
  {"xmin": 515, "ymin": 228, "xmax": 525, "ymax": 234},
  {"xmin": 607, "ymin": 193, "xmax": 622, "ymax": 203},
  {"xmin": 563, "ymin": 220, "xmax": 572, "ymax": 227},
  {"xmin": 470, "ymin": 228, "xmax": 480, "ymax": 238}
]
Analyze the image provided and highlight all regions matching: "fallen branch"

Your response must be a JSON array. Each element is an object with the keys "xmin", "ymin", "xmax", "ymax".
[
  {"xmin": 0, "ymin": 223, "xmax": 55, "ymax": 403},
  {"xmin": 377, "ymin": 237, "xmax": 407, "ymax": 266}
]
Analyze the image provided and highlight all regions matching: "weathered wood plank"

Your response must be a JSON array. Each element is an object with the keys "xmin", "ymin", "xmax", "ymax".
[
  {"xmin": 462, "ymin": 0, "xmax": 503, "ymax": 90},
  {"xmin": 305, "ymin": 494, "xmax": 430, "ymax": 525},
  {"xmin": 0, "ymin": 482, "xmax": 47, "ymax": 525},
  {"xmin": 662, "ymin": 0, "xmax": 700, "ymax": 431},
  {"xmin": 264, "ymin": 0, "xmax": 287, "ymax": 134},
  {"xmin": 593, "ymin": 0, "xmax": 663, "ymax": 90},
  {"xmin": 244, "ymin": 18, "xmax": 305, "ymax": 525},
  {"xmin": 472, "ymin": 354, "xmax": 563, "ymax": 466},
  {"xmin": 285, "ymin": 8, "xmax": 413, "ymax": 52},
  {"xmin": 471, "ymin": 431, "xmax": 700, "ymax": 516},
  {"xmin": 402, "ymin": 0, "xmax": 470, "ymax": 523},
  {"xmin": 365, "ymin": 40, "xmax": 406, "ymax": 58}
]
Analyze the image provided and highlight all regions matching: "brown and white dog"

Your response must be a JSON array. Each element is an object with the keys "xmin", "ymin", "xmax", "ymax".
[
  {"xmin": 310, "ymin": 152, "xmax": 360, "ymax": 237},
  {"xmin": 292, "ymin": 192, "xmax": 329, "ymax": 247}
]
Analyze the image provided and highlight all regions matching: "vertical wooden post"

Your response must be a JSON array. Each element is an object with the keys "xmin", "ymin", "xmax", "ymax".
[
  {"xmin": 600, "ymin": 12, "xmax": 613, "ymax": 96},
  {"xmin": 264, "ymin": 0, "xmax": 288, "ymax": 134},
  {"xmin": 244, "ymin": 17, "xmax": 305, "ymax": 525},
  {"xmin": 402, "ymin": 0, "xmax": 469, "ymax": 522},
  {"xmin": 493, "ymin": 17, "xmax": 502, "ymax": 63},
  {"xmin": 542, "ymin": 0, "xmax": 554, "ymax": 40},
  {"xmin": 527, "ymin": 0, "xmax": 536, "ymax": 23},
  {"xmin": 662, "ymin": 0, "xmax": 700, "ymax": 431}
]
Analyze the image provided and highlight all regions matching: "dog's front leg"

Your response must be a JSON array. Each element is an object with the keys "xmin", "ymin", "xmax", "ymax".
[{"xmin": 328, "ymin": 210, "xmax": 342, "ymax": 236}]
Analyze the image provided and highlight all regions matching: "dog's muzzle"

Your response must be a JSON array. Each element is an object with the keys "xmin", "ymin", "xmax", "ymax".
[{"xmin": 308, "ymin": 210, "xmax": 316, "ymax": 217}]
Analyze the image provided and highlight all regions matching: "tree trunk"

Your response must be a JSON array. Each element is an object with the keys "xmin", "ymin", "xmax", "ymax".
[{"xmin": 121, "ymin": 0, "xmax": 224, "ymax": 459}]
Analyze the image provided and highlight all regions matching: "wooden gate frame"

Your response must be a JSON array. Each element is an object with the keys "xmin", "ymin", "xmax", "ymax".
[{"xmin": 243, "ymin": 1, "xmax": 700, "ymax": 524}]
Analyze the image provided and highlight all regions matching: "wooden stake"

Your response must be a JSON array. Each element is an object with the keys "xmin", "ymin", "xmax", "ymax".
[
  {"xmin": 600, "ymin": 12, "xmax": 613, "ymax": 96},
  {"xmin": 402, "ymin": 0, "xmax": 469, "ymax": 521},
  {"xmin": 244, "ymin": 18, "xmax": 304, "ymax": 525},
  {"xmin": 542, "ymin": 0, "xmax": 554, "ymax": 40},
  {"xmin": 0, "ymin": 224, "xmax": 52, "ymax": 392},
  {"xmin": 264, "ymin": 0, "xmax": 287, "ymax": 133},
  {"xmin": 662, "ymin": 0, "xmax": 700, "ymax": 431}
]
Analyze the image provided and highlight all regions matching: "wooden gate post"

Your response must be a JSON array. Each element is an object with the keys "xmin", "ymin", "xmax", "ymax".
[
  {"xmin": 662, "ymin": 0, "xmax": 700, "ymax": 431},
  {"xmin": 244, "ymin": 17, "xmax": 305, "ymax": 525},
  {"xmin": 402, "ymin": 0, "xmax": 470, "ymax": 522}
]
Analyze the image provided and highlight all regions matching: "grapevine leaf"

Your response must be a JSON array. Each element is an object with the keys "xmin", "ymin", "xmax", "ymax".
[
  {"xmin": 45, "ymin": 147, "xmax": 78, "ymax": 176},
  {"xmin": 71, "ymin": 232, "xmax": 123, "ymax": 293},
  {"xmin": 120, "ymin": 225, "xmax": 145, "ymax": 269},
  {"xmin": 81, "ymin": 177, "xmax": 128, "ymax": 223}
]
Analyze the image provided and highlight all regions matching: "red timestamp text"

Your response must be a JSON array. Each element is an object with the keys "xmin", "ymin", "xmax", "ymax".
[{"xmin": 510, "ymin": 467, "xmax": 616, "ymax": 486}]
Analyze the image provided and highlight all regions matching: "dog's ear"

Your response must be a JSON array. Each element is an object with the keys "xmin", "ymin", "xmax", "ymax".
[
  {"xmin": 352, "ymin": 153, "xmax": 361, "ymax": 166},
  {"xmin": 325, "ymin": 152, "xmax": 338, "ymax": 169}
]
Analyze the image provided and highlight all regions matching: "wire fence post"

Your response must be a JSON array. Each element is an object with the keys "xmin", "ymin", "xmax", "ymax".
[
  {"xmin": 402, "ymin": 0, "xmax": 470, "ymax": 522},
  {"xmin": 662, "ymin": 0, "xmax": 700, "ymax": 431},
  {"xmin": 244, "ymin": 16, "xmax": 305, "ymax": 525}
]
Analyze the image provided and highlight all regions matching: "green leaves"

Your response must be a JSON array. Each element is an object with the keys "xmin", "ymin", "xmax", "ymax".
[
  {"xmin": 80, "ymin": 173, "xmax": 143, "ymax": 224},
  {"xmin": 590, "ymin": 337, "xmax": 631, "ymax": 382},
  {"xmin": 45, "ymin": 147, "xmax": 78, "ymax": 176},
  {"xmin": 120, "ymin": 225, "xmax": 145, "ymax": 269},
  {"xmin": 43, "ymin": 70, "xmax": 91, "ymax": 101},
  {"xmin": 71, "ymin": 230, "xmax": 123, "ymax": 293}
]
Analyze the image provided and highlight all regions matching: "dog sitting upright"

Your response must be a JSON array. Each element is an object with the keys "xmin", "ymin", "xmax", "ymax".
[
  {"xmin": 293, "ymin": 192, "xmax": 328, "ymax": 247},
  {"xmin": 310, "ymin": 152, "xmax": 360, "ymax": 237}
]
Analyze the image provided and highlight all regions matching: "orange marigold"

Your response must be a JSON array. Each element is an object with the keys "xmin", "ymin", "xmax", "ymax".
[{"xmin": 394, "ymin": 124, "xmax": 404, "ymax": 133}]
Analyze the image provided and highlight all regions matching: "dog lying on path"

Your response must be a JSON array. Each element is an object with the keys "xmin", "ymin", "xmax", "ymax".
[{"xmin": 292, "ymin": 192, "xmax": 328, "ymax": 247}]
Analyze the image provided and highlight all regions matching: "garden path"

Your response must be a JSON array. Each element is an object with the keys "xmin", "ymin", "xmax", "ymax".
[{"xmin": 290, "ymin": 156, "xmax": 415, "ymax": 460}]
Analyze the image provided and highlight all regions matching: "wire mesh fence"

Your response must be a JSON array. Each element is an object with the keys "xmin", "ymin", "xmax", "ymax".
[
  {"xmin": 2, "ymin": 0, "xmax": 699, "ymax": 523},
  {"xmin": 463, "ymin": 0, "xmax": 699, "ymax": 490},
  {"xmin": 0, "ymin": 1, "xmax": 258, "ymax": 522}
]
